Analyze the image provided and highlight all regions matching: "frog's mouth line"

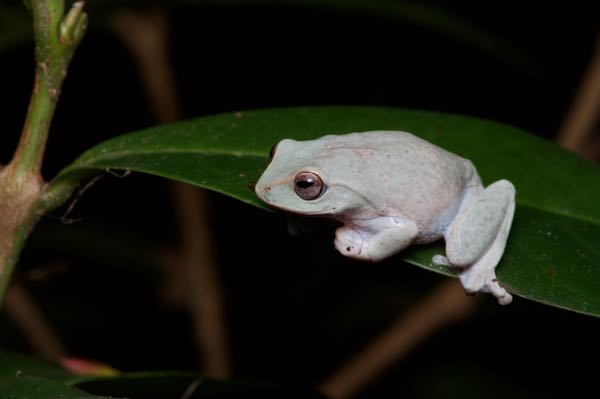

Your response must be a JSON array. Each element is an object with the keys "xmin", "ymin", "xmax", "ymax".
[
  {"xmin": 256, "ymin": 180, "xmax": 382, "ymax": 218},
  {"xmin": 261, "ymin": 199, "xmax": 336, "ymax": 217}
]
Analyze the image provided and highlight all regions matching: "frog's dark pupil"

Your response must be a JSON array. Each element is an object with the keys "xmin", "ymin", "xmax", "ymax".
[{"xmin": 296, "ymin": 180, "xmax": 314, "ymax": 188}]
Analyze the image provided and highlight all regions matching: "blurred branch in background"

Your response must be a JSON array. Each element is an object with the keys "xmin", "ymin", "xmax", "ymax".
[
  {"xmin": 319, "ymin": 279, "xmax": 477, "ymax": 399},
  {"xmin": 109, "ymin": 8, "xmax": 182, "ymax": 124},
  {"xmin": 557, "ymin": 31, "xmax": 600, "ymax": 160},
  {"xmin": 110, "ymin": 8, "xmax": 231, "ymax": 377},
  {"xmin": 5, "ymin": 282, "xmax": 66, "ymax": 361}
]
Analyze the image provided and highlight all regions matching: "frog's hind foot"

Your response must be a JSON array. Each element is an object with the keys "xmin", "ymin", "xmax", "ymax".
[
  {"xmin": 439, "ymin": 179, "xmax": 516, "ymax": 305},
  {"xmin": 432, "ymin": 254, "xmax": 512, "ymax": 304},
  {"xmin": 458, "ymin": 263, "xmax": 513, "ymax": 305},
  {"xmin": 432, "ymin": 253, "xmax": 512, "ymax": 305}
]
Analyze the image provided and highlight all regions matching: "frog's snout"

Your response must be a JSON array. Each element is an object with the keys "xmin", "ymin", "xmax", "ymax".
[{"xmin": 254, "ymin": 180, "xmax": 272, "ymax": 203}]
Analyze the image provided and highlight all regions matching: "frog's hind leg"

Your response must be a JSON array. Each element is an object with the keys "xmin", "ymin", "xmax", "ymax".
[{"xmin": 433, "ymin": 180, "xmax": 515, "ymax": 305}]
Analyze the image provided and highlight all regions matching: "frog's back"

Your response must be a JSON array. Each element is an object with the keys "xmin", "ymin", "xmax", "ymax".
[{"xmin": 318, "ymin": 131, "xmax": 479, "ymax": 225}]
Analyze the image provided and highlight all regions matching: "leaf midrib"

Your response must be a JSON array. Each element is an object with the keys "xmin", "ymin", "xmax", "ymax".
[
  {"xmin": 64, "ymin": 148, "xmax": 600, "ymax": 227},
  {"xmin": 73, "ymin": 147, "xmax": 267, "ymax": 163}
]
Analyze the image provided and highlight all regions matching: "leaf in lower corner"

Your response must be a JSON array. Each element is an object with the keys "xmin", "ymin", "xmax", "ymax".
[
  {"xmin": 73, "ymin": 373, "xmax": 326, "ymax": 399},
  {"xmin": 0, "ymin": 351, "xmax": 72, "ymax": 384},
  {"xmin": 0, "ymin": 376, "xmax": 110, "ymax": 399}
]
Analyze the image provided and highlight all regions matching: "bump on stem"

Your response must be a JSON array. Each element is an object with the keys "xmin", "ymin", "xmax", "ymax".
[{"xmin": 60, "ymin": 1, "xmax": 87, "ymax": 47}]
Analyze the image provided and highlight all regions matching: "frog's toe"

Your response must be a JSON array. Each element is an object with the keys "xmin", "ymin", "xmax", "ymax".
[
  {"xmin": 334, "ymin": 237, "xmax": 360, "ymax": 257},
  {"xmin": 334, "ymin": 226, "xmax": 367, "ymax": 259},
  {"xmin": 432, "ymin": 254, "xmax": 450, "ymax": 266},
  {"xmin": 458, "ymin": 264, "xmax": 513, "ymax": 305},
  {"xmin": 483, "ymin": 279, "xmax": 513, "ymax": 305}
]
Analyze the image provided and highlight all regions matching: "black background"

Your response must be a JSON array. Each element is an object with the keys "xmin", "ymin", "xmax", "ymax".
[{"xmin": 0, "ymin": 1, "xmax": 599, "ymax": 397}]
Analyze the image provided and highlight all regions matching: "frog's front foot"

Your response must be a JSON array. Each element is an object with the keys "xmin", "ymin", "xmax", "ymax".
[
  {"xmin": 334, "ymin": 218, "xmax": 419, "ymax": 262},
  {"xmin": 334, "ymin": 226, "xmax": 368, "ymax": 259}
]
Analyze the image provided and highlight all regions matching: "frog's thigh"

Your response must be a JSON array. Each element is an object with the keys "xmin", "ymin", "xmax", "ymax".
[
  {"xmin": 446, "ymin": 180, "xmax": 515, "ymax": 267},
  {"xmin": 335, "ymin": 217, "xmax": 418, "ymax": 262},
  {"xmin": 445, "ymin": 180, "xmax": 515, "ymax": 304}
]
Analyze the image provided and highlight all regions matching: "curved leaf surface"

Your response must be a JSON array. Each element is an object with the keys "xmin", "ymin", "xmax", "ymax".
[
  {"xmin": 55, "ymin": 107, "xmax": 600, "ymax": 316},
  {"xmin": 0, "ymin": 352, "xmax": 325, "ymax": 399},
  {"xmin": 73, "ymin": 372, "xmax": 326, "ymax": 399},
  {"xmin": 0, "ymin": 351, "xmax": 73, "ymax": 384},
  {"xmin": 0, "ymin": 377, "xmax": 110, "ymax": 399}
]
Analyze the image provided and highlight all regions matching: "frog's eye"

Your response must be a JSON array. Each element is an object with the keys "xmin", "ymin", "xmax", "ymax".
[
  {"xmin": 294, "ymin": 171, "xmax": 326, "ymax": 200},
  {"xmin": 269, "ymin": 143, "xmax": 278, "ymax": 161}
]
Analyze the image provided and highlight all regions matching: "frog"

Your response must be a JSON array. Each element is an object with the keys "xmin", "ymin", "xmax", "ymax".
[{"xmin": 254, "ymin": 131, "xmax": 515, "ymax": 305}]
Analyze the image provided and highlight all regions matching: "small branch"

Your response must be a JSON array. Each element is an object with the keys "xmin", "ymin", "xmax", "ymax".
[
  {"xmin": 110, "ymin": 8, "xmax": 231, "ymax": 377},
  {"xmin": 319, "ymin": 280, "xmax": 477, "ymax": 399},
  {"xmin": 4, "ymin": 282, "xmax": 67, "ymax": 360},
  {"xmin": 0, "ymin": 192, "xmax": 41, "ymax": 307},
  {"xmin": 171, "ymin": 183, "xmax": 231, "ymax": 378},
  {"xmin": 556, "ymin": 31, "xmax": 600, "ymax": 158},
  {"xmin": 109, "ymin": 8, "xmax": 182, "ymax": 122}
]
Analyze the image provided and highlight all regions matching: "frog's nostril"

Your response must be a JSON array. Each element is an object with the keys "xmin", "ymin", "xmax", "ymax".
[{"xmin": 266, "ymin": 186, "xmax": 272, "ymax": 192}]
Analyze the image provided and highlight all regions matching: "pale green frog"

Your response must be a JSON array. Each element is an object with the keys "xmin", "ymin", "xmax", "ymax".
[{"xmin": 255, "ymin": 131, "xmax": 515, "ymax": 305}]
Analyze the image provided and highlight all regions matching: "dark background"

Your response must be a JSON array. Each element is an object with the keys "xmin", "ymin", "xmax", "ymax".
[{"xmin": 0, "ymin": 1, "xmax": 599, "ymax": 397}]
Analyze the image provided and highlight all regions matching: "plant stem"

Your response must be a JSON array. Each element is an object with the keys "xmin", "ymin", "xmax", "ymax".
[
  {"xmin": 0, "ymin": 187, "xmax": 41, "ymax": 307},
  {"xmin": 0, "ymin": 0, "xmax": 87, "ymax": 305},
  {"xmin": 13, "ymin": 0, "xmax": 86, "ymax": 176}
]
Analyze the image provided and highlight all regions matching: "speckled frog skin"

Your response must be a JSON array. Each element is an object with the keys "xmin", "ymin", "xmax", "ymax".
[{"xmin": 255, "ymin": 131, "xmax": 515, "ymax": 304}]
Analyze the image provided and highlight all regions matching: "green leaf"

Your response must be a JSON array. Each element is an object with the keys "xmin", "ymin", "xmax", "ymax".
[
  {"xmin": 0, "ymin": 351, "xmax": 73, "ymax": 384},
  {"xmin": 0, "ymin": 376, "xmax": 110, "ymax": 399},
  {"xmin": 54, "ymin": 106, "xmax": 600, "ymax": 316},
  {"xmin": 0, "ymin": 352, "xmax": 325, "ymax": 399},
  {"xmin": 73, "ymin": 372, "xmax": 326, "ymax": 399}
]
